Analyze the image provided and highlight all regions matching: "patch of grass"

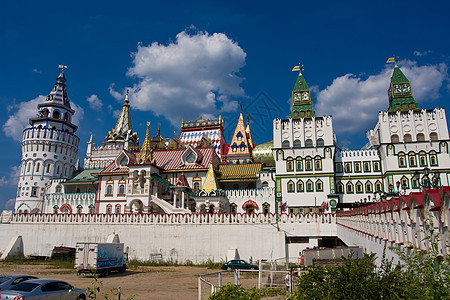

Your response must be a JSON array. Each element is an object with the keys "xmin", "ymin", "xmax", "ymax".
[
  {"xmin": 129, "ymin": 258, "xmax": 222, "ymax": 269},
  {"xmin": 0, "ymin": 257, "xmax": 75, "ymax": 269}
]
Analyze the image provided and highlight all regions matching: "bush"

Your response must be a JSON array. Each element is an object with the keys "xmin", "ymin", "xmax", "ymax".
[{"xmin": 208, "ymin": 284, "xmax": 286, "ymax": 300}]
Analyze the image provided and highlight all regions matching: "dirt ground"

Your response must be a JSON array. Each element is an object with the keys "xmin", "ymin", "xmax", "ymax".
[{"xmin": 0, "ymin": 263, "xmax": 211, "ymax": 299}]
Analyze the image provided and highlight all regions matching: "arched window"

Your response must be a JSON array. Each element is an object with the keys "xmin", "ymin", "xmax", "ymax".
[
  {"xmin": 106, "ymin": 184, "xmax": 113, "ymax": 195},
  {"xmin": 408, "ymin": 152, "xmax": 417, "ymax": 167},
  {"xmin": 346, "ymin": 182, "xmax": 354, "ymax": 194},
  {"xmin": 88, "ymin": 205, "xmax": 95, "ymax": 214},
  {"xmin": 305, "ymin": 139, "xmax": 313, "ymax": 147},
  {"xmin": 287, "ymin": 180, "xmax": 295, "ymax": 193},
  {"xmin": 296, "ymin": 157, "xmax": 303, "ymax": 171},
  {"xmin": 391, "ymin": 134, "xmax": 399, "ymax": 143},
  {"xmin": 400, "ymin": 176, "xmax": 409, "ymax": 190},
  {"xmin": 230, "ymin": 203, "xmax": 237, "ymax": 214},
  {"xmin": 411, "ymin": 176, "xmax": 419, "ymax": 189},
  {"xmin": 417, "ymin": 133, "xmax": 425, "ymax": 141},
  {"xmin": 430, "ymin": 132, "xmax": 438, "ymax": 141},
  {"xmin": 314, "ymin": 156, "xmax": 322, "ymax": 170},
  {"xmin": 305, "ymin": 157, "xmax": 312, "ymax": 171},
  {"xmin": 355, "ymin": 181, "xmax": 363, "ymax": 193},
  {"xmin": 106, "ymin": 204, "xmax": 112, "ymax": 214},
  {"xmin": 316, "ymin": 138, "xmax": 324, "ymax": 146},
  {"xmin": 365, "ymin": 181, "xmax": 373, "ymax": 193},
  {"xmin": 293, "ymin": 140, "xmax": 301, "ymax": 148},
  {"xmin": 363, "ymin": 162, "xmax": 371, "ymax": 172},
  {"xmin": 316, "ymin": 179, "xmax": 323, "ymax": 192},
  {"xmin": 194, "ymin": 182, "xmax": 200, "ymax": 193},
  {"xmin": 419, "ymin": 151, "xmax": 427, "ymax": 166},
  {"xmin": 240, "ymin": 142, "xmax": 246, "ymax": 152},
  {"xmin": 429, "ymin": 151, "xmax": 438, "ymax": 166},
  {"xmin": 53, "ymin": 205, "xmax": 59, "ymax": 214},
  {"xmin": 282, "ymin": 140, "xmax": 290, "ymax": 148},
  {"xmin": 337, "ymin": 182, "xmax": 344, "ymax": 194},
  {"xmin": 306, "ymin": 180, "xmax": 314, "ymax": 192},
  {"xmin": 286, "ymin": 158, "xmax": 294, "ymax": 172},
  {"xmin": 375, "ymin": 180, "xmax": 383, "ymax": 192},
  {"xmin": 55, "ymin": 184, "xmax": 62, "ymax": 193},
  {"xmin": 64, "ymin": 113, "xmax": 70, "ymax": 122},
  {"xmin": 262, "ymin": 181, "xmax": 269, "ymax": 188},
  {"xmin": 335, "ymin": 163, "xmax": 343, "ymax": 173},
  {"xmin": 262, "ymin": 203, "xmax": 270, "ymax": 215},
  {"xmin": 52, "ymin": 110, "xmax": 60, "ymax": 119},
  {"xmin": 118, "ymin": 184, "xmax": 125, "ymax": 195},
  {"xmin": 398, "ymin": 152, "xmax": 406, "ymax": 167},
  {"xmin": 297, "ymin": 180, "xmax": 304, "ymax": 192},
  {"xmin": 236, "ymin": 132, "xmax": 243, "ymax": 141},
  {"xmin": 77, "ymin": 205, "xmax": 83, "ymax": 214},
  {"xmin": 403, "ymin": 134, "xmax": 412, "ymax": 142},
  {"xmin": 344, "ymin": 163, "xmax": 352, "ymax": 173},
  {"xmin": 115, "ymin": 204, "xmax": 121, "ymax": 214}
]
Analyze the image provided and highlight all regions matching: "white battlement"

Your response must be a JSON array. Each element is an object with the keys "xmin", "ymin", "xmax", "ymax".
[
  {"xmin": 8, "ymin": 211, "xmax": 335, "ymax": 225},
  {"xmin": 23, "ymin": 127, "xmax": 79, "ymax": 146},
  {"xmin": 335, "ymin": 149, "xmax": 378, "ymax": 158}
]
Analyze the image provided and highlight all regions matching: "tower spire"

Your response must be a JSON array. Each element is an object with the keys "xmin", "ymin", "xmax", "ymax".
[
  {"xmin": 103, "ymin": 89, "xmax": 138, "ymax": 147},
  {"xmin": 290, "ymin": 63, "xmax": 315, "ymax": 119},
  {"xmin": 387, "ymin": 61, "xmax": 418, "ymax": 112},
  {"xmin": 138, "ymin": 121, "xmax": 152, "ymax": 163}
]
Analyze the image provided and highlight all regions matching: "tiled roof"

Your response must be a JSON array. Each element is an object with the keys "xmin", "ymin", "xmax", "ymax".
[
  {"xmin": 218, "ymin": 163, "xmax": 262, "ymax": 181},
  {"xmin": 252, "ymin": 140, "xmax": 274, "ymax": 167},
  {"xmin": 293, "ymin": 74, "xmax": 310, "ymax": 92},
  {"xmin": 152, "ymin": 147, "xmax": 219, "ymax": 171},
  {"xmin": 63, "ymin": 168, "xmax": 102, "ymax": 184}
]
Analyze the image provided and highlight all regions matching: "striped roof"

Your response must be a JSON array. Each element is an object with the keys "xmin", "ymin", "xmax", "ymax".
[
  {"xmin": 152, "ymin": 147, "xmax": 219, "ymax": 171},
  {"xmin": 218, "ymin": 163, "xmax": 262, "ymax": 181}
]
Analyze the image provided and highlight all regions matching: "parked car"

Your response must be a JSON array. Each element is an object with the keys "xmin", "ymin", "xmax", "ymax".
[
  {"xmin": 0, "ymin": 279, "xmax": 86, "ymax": 299},
  {"xmin": 0, "ymin": 275, "xmax": 38, "ymax": 291},
  {"xmin": 221, "ymin": 260, "xmax": 259, "ymax": 270}
]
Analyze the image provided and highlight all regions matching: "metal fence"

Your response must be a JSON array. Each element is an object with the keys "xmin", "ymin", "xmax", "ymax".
[{"xmin": 198, "ymin": 269, "xmax": 301, "ymax": 300}]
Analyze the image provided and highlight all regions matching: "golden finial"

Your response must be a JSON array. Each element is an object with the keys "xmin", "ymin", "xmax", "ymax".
[{"xmin": 240, "ymin": 101, "xmax": 243, "ymax": 114}]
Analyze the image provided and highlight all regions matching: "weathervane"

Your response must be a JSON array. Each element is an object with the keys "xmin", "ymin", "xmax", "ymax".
[
  {"xmin": 292, "ymin": 62, "xmax": 304, "ymax": 74},
  {"xmin": 386, "ymin": 55, "xmax": 399, "ymax": 66}
]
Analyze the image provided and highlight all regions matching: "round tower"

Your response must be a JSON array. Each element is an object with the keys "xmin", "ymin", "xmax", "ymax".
[{"xmin": 15, "ymin": 67, "xmax": 80, "ymax": 213}]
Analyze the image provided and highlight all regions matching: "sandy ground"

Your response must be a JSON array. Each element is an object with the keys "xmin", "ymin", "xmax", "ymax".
[{"xmin": 0, "ymin": 263, "xmax": 211, "ymax": 299}]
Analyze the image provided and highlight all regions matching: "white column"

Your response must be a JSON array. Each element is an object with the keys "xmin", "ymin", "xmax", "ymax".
[{"xmin": 181, "ymin": 192, "xmax": 185, "ymax": 209}]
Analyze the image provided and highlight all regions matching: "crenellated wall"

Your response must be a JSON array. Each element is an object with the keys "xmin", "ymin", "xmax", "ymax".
[{"xmin": 0, "ymin": 212, "xmax": 336, "ymax": 263}]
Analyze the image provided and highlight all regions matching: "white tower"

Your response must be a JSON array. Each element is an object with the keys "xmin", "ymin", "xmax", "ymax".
[{"xmin": 15, "ymin": 67, "xmax": 80, "ymax": 213}]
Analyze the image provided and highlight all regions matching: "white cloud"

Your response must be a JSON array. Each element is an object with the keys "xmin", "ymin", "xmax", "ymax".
[
  {"xmin": 86, "ymin": 94, "xmax": 103, "ymax": 110},
  {"xmin": 413, "ymin": 50, "xmax": 432, "ymax": 57},
  {"xmin": 315, "ymin": 60, "xmax": 448, "ymax": 137},
  {"xmin": 32, "ymin": 68, "xmax": 42, "ymax": 74},
  {"xmin": 0, "ymin": 166, "xmax": 20, "ymax": 187},
  {"xmin": 121, "ymin": 30, "xmax": 247, "ymax": 126},
  {"xmin": 4, "ymin": 198, "xmax": 16, "ymax": 210},
  {"xmin": 3, "ymin": 96, "xmax": 84, "ymax": 142},
  {"xmin": 109, "ymin": 83, "xmax": 123, "ymax": 101}
]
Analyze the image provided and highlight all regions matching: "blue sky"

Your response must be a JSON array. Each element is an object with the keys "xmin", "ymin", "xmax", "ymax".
[{"xmin": 0, "ymin": 0, "xmax": 449, "ymax": 211}]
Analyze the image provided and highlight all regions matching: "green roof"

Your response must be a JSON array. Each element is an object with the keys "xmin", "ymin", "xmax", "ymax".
[
  {"xmin": 293, "ymin": 74, "xmax": 310, "ymax": 92},
  {"xmin": 388, "ymin": 66, "xmax": 419, "ymax": 112},
  {"xmin": 391, "ymin": 66, "xmax": 409, "ymax": 84},
  {"xmin": 252, "ymin": 140, "xmax": 275, "ymax": 167},
  {"xmin": 63, "ymin": 168, "xmax": 102, "ymax": 184}
]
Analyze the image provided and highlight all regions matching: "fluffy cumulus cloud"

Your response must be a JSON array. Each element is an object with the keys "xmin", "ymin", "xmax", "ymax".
[
  {"xmin": 3, "ymin": 96, "xmax": 84, "ymax": 142},
  {"xmin": 315, "ymin": 60, "xmax": 448, "ymax": 137},
  {"xmin": 86, "ymin": 94, "xmax": 103, "ymax": 110},
  {"xmin": 117, "ymin": 30, "xmax": 246, "ymax": 126}
]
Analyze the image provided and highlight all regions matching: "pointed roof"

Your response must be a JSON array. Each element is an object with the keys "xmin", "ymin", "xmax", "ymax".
[
  {"xmin": 176, "ymin": 173, "xmax": 190, "ymax": 188},
  {"xmin": 291, "ymin": 69, "xmax": 315, "ymax": 118},
  {"xmin": 245, "ymin": 114, "xmax": 253, "ymax": 149},
  {"xmin": 103, "ymin": 90, "xmax": 138, "ymax": 147},
  {"xmin": 226, "ymin": 105, "xmax": 252, "ymax": 157},
  {"xmin": 137, "ymin": 122, "xmax": 152, "ymax": 163},
  {"xmin": 201, "ymin": 164, "xmax": 219, "ymax": 192},
  {"xmin": 42, "ymin": 68, "xmax": 72, "ymax": 109},
  {"xmin": 387, "ymin": 65, "xmax": 419, "ymax": 112}
]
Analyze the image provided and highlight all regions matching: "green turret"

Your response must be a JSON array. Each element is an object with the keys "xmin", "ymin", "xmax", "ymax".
[
  {"xmin": 387, "ymin": 65, "xmax": 419, "ymax": 112},
  {"xmin": 290, "ymin": 71, "xmax": 315, "ymax": 118}
]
